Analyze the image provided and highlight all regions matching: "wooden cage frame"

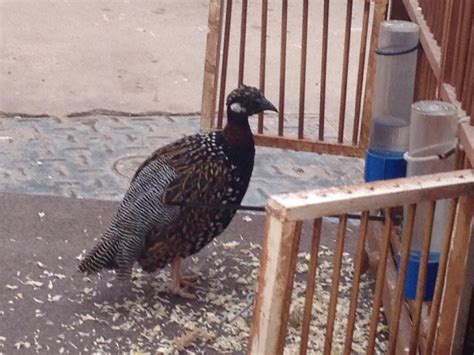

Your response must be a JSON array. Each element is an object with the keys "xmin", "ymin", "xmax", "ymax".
[
  {"xmin": 249, "ymin": 169, "xmax": 474, "ymax": 354},
  {"xmin": 200, "ymin": 0, "xmax": 390, "ymax": 158}
]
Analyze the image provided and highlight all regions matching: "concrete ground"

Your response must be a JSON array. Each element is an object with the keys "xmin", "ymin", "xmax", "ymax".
[
  {"xmin": 1, "ymin": 0, "xmax": 368, "ymax": 127},
  {"xmin": 0, "ymin": 193, "xmax": 388, "ymax": 353}
]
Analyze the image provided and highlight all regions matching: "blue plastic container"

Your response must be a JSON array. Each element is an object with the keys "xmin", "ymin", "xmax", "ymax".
[
  {"xmin": 397, "ymin": 251, "xmax": 439, "ymax": 300},
  {"xmin": 364, "ymin": 149, "xmax": 407, "ymax": 182}
]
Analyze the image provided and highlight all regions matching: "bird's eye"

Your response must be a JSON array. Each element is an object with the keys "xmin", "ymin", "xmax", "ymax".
[{"xmin": 230, "ymin": 102, "xmax": 246, "ymax": 113}]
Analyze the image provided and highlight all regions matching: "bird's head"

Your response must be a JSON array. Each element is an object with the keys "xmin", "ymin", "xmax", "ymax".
[{"xmin": 226, "ymin": 85, "xmax": 278, "ymax": 120}]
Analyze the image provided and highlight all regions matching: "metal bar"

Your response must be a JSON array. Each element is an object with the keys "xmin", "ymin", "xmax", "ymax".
[
  {"xmin": 258, "ymin": 0, "xmax": 268, "ymax": 134},
  {"xmin": 367, "ymin": 209, "xmax": 393, "ymax": 355},
  {"xmin": 342, "ymin": 211, "xmax": 369, "ymax": 354},
  {"xmin": 217, "ymin": 0, "xmax": 233, "ymax": 129},
  {"xmin": 298, "ymin": 0, "xmax": 309, "ymax": 139},
  {"xmin": 337, "ymin": 0, "xmax": 353, "ymax": 143},
  {"xmin": 323, "ymin": 215, "xmax": 348, "ymax": 355},
  {"xmin": 318, "ymin": 0, "xmax": 330, "ymax": 140},
  {"xmin": 352, "ymin": 0, "xmax": 370, "ymax": 145},
  {"xmin": 238, "ymin": 0, "xmax": 248, "ymax": 86},
  {"xmin": 299, "ymin": 218, "xmax": 322, "ymax": 355},
  {"xmin": 425, "ymin": 199, "xmax": 458, "ymax": 353},
  {"xmin": 409, "ymin": 201, "xmax": 436, "ymax": 353},
  {"xmin": 388, "ymin": 204, "xmax": 417, "ymax": 354},
  {"xmin": 278, "ymin": 0, "xmax": 288, "ymax": 137}
]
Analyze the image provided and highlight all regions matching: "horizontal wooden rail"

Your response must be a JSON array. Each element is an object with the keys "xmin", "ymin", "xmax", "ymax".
[{"xmin": 267, "ymin": 169, "xmax": 474, "ymax": 221}]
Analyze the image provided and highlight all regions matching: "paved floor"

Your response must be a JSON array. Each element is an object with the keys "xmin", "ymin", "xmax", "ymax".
[{"xmin": 0, "ymin": 114, "xmax": 364, "ymax": 205}]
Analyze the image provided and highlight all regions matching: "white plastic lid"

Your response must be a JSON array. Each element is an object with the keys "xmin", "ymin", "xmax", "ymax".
[{"xmin": 412, "ymin": 100, "xmax": 457, "ymax": 117}]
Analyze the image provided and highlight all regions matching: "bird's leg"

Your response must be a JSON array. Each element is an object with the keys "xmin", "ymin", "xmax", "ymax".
[{"xmin": 168, "ymin": 257, "xmax": 196, "ymax": 299}]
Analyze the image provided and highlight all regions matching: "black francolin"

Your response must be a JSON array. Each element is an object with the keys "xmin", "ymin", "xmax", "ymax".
[{"xmin": 78, "ymin": 85, "xmax": 277, "ymax": 298}]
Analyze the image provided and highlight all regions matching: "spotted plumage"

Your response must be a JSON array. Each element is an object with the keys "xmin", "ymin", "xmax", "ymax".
[{"xmin": 78, "ymin": 85, "xmax": 277, "ymax": 290}]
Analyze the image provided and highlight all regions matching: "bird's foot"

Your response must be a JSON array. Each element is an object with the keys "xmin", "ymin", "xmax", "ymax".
[{"xmin": 168, "ymin": 282, "xmax": 196, "ymax": 299}]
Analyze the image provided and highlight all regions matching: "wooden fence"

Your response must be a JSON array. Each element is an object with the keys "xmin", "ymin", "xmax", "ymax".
[{"xmin": 393, "ymin": 0, "xmax": 472, "ymax": 118}]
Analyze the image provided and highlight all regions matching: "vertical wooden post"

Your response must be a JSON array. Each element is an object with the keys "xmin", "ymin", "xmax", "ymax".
[
  {"xmin": 435, "ymin": 194, "xmax": 474, "ymax": 353},
  {"xmin": 359, "ymin": 0, "xmax": 388, "ymax": 150},
  {"xmin": 200, "ymin": 0, "xmax": 223, "ymax": 131},
  {"xmin": 249, "ymin": 213, "xmax": 302, "ymax": 355}
]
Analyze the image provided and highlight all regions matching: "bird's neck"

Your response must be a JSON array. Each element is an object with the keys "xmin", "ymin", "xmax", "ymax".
[{"xmin": 223, "ymin": 110, "xmax": 254, "ymax": 151}]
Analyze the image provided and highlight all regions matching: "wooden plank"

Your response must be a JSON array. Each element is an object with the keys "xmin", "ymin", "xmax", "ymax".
[
  {"xmin": 267, "ymin": 170, "xmax": 474, "ymax": 222},
  {"xmin": 216, "ymin": 0, "xmax": 233, "ymax": 129},
  {"xmin": 278, "ymin": 0, "xmax": 288, "ymax": 137},
  {"xmin": 299, "ymin": 219, "xmax": 322, "ymax": 355},
  {"xmin": 249, "ymin": 215, "xmax": 302, "ymax": 354},
  {"xmin": 254, "ymin": 134, "xmax": 364, "ymax": 157},
  {"xmin": 409, "ymin": 201, "xmax": 436, "ymax": 354},
  {"xmin": 367, "ymin": 220, "xmax": 413, "ymax": 354},
  {"xmin": 318, "ymin": 0, "xmax": 330, "ymax": 140},
  {"xmin": 298, "ymin": 0, "xmax": 309, "ymax": 140},
  {"xmin": 459, "ymin": 122, "xmax": 474, "ymax": 167},
  {"xmin": 425, "ymin": 199, "xmax": 458, "ymax": 354},
  {"xmin": 367, "ymin": 210, "xmax": 393, "ymax": 355},
  {"xmin": 343, "ymin": 211, "xmax": 369, "ymax": 354},
  {"xmin": 352, "ymin": 0, "xmax": 370, "ymax": 145},
  {"xmin": 358, "ymin": 0, "xmax": 388, "ymax": 150},
  {"xmin": 257, "ymin": 0, "xmax": 268, "ymax": 134},
  {"xmin": 337, "ymin": 0, "xmax": 353, "ymax": 144},
  {"xmin": 323, "ymin": 215, "xmax": 348, "ymax": 354},
  {"xmin": 200, "ymin": 0, "xmax": 223, "ymax": 131},
  {"xmin": 388, "ymin": 204, "xmax": 417, "ymax": 354},
  {"xmin": 434, "ymin": 194, "xmax": 474, "ymax": 353},
  {"xmin": 237, "ymin": 0, "xmax": 248, "ymax": 86}
]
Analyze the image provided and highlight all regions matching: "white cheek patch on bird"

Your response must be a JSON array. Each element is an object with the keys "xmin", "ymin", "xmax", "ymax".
[{"xmin": 230, "ymin": 102, "xmax": 246, "ymax": 114}]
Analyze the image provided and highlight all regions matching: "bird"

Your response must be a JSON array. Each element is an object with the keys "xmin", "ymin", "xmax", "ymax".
[{"xmin": 78, "ymin": 85, "xmax": 277, "ymax": 298}]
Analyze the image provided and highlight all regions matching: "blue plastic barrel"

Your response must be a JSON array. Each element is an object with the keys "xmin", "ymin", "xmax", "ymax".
[
  {"xmin": 396, "ymin": 251, "xmax": 439, "ymax": 300},
  {"xmin": 364, "ymin": 149, "xmax": 407, "ymax": 182}
]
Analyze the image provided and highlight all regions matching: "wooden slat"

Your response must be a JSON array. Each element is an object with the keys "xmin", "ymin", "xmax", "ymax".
[
  {"xmin": 367, "ymin": 210, "xmax": 393, "ymax": 355},
  {"xmin": 459, "ymin": 122, "xmax": 474, "ymax": 170},
  {"xmin": 318, "ymin": 0, "xmax": 330, "ymax": 141},
  {"xmin": 299, "ymin": 218, "xmax": 322, "ymax": 355},
  {"xmin": 388, "ymin": 204, "xmax": 417, "ymax": 354},
  {"xmin": 249, "ymin": 216, "xmax": 302, "ymax": 354},
  {"xmin": 278, "ymin": 0, "xmax": 288, "ymax": 137},
  {"xmin": 437, "ymin": 0, "xmax": 455, "ymax": 98},
  {"xmin": 409, "ymin": 201, "xmax": 436, "ymax": 353},
  {"xmin": 216, "ymin": 0, "xmax": 233, "ymax": 129},
  {"xmin": 337, "ymin": 0, "xmax": 353, "ymax": 144},
  {"xmin": 323, "ymin": 215, "xmax": 348, "ymax": 355},
  {"xmin": 454, "ymin": 0, "xmax": 472, "ymax": 99},
  {"xmin": 343, "ymin": 211, "xmax": 369, "ymax": 354},
  {"xmin": 425, "ymin": 199, "xmax": 458, "ymax": 354},
  {"xmin": 359, "ymin": 0, "xmax": 388, "ymax": 150},
  {"xmin": 298, "ymin": 0, "xmax": 309, "ymax": 140},
  {"xmin": 268, "ymin": 170, "xmax": 474, "ymax": 222},
  {"xmin": 237, "ymin": 0, "xmax": 248, "ymax": 86},
  {"xmin": 352, "ymin": 0, "xmax": 370, "ymax": 145},
  {"xmin": 366, "ymin": 219, "xmax": 413, "ymax": 354},
  {"xmin": 257, "ymin": 0, "xmax": 268, "ymax": 134},
  {"xmin": 200, "ymin": 0, "xmax": 223, "ymax": 131},
  {"xmin": 435, "ymin": 194, "xmax": 474, "ymax": 353}
]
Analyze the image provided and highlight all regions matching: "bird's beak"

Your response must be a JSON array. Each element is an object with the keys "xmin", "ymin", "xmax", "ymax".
[{"xmin": 260, "ymin": 98, "xmax": 278, "ymax": 113}]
